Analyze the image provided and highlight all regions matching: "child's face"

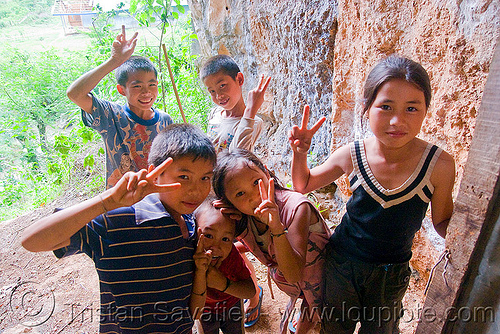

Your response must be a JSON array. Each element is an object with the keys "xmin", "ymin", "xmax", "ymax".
[
  {"xmin": 203, "ymin": 71, "xmax": 244, "ymax": 111},
  {"xmin": 198, "ymin": 211, "xmax": 235, "ymax": 268},
  {"xmin": 118, "ymin": 70, "xmax": 158, "ymax": 115},
  {"xmin": 223, "ymin": 161, "xmax": 269, "ymax": 217},
  {"xmin": 153, "ymin": 156, "xmax": 214, "ymax": 221},
  {"xmin": 367, "ymin": 78, "xmax": 427, "ymax": 149}
]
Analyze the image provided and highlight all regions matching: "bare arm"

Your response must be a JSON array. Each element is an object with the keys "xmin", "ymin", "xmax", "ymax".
[
  {"xmin": 190, "ymin": 234, "xmax": 210, "ymax": 319},
  {"xmin": 229, "ymin": 75, "xmax": 270, "ymax": 152},
  {"xmin": 272, "ymin": 203, "xmax": 314, "ymax": 283},
  {"xmin": 253, "ymin": 179, "xmax": 306, "ymax": 283},
  {"xmin": 190, "ymin": 235, "xmax": 255, "ymax": 318},
  {"xmin": 21, "ymin": 159, "xmax": 180, "ymax": 252},
  {"xmin": 66, "ymin": 25, "xmax": 138, "ymax": 113},
  {"xmin": 207, "ymin": 267, "xmax": 255, "ymax": 299},
  {"xmin": 430, "ymin": 150, "xmax": 456, "ymax": 238}
]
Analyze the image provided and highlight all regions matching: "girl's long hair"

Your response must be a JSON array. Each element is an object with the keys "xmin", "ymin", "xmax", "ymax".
[{"xmin": 213, "ymin": 149, "xmax": 287, "ymax": 203}]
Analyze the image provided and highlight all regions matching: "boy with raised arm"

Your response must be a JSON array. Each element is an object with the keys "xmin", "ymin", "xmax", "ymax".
[
  {"xmin": 67, "ymin": 25, "xmax": 173, "ymax": 188},
  {"xmin": 200, "ymin": 54, "xmax": 270, "ymax": 327},
  {"xmin": 200, "ymin": 54, "xmax": 270, "ymax": 153},
  {"xmin": 22, "ymin": 123, "xmax": 216, "ymax": 333}
]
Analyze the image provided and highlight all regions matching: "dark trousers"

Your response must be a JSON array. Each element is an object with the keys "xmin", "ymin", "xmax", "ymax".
[
  {"xmin": 200, "ymin": 300, "xmax": 244, "ymax": 334},
  {"xmin": 320, "ymin": 243, "xmax": 411, "ymax": 334}
]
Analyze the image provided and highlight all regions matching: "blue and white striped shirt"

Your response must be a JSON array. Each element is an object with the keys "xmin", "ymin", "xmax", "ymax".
[{"xmin": 54, "ymin": 194, "xmax": 196, "ymax": 333}]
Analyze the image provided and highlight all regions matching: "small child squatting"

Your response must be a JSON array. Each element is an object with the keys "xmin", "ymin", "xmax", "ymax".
[{"xmin": 190, "ymin": 198, "xmax": 255, "ymax": 334}]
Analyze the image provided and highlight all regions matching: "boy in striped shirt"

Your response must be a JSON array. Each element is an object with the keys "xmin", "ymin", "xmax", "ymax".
[{"xmin": 21, "ymin": 123, "xmax": 216, "ymax": 333}]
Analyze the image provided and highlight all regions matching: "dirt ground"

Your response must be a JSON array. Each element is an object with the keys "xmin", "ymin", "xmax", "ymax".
[{"xmin": 0, "ymin": 194, "xmax": 440, "ymax": 334}]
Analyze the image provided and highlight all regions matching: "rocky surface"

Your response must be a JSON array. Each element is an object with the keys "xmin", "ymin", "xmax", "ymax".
[
  {"xmin": 188, "ymin": 1, "xmax": 500, "ymax": 332},
  {"xmin": 188, "ymin": 0, "xmax": 499, "ymax": 191}
]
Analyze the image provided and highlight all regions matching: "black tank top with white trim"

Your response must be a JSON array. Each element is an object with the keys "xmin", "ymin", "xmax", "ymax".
[{"xmin": 330, "ymin": 140, "xmax": 442, "ymax": 264}]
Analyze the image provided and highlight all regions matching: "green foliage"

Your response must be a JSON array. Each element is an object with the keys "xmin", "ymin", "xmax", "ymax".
[
  {"xmin": 127, "ymin": 1, "xmax": 211, "ymax": 127},
  {"xmin": 0, "ymin": 2, "xmax": 211, "ymax": 220},
  {"xmin": 130, "ymin": 0, "xmax": 185, "ymax": 27},
  {"xmin": 0, "ymin": 0, "xmax": 55, "ymax": 28},
  {"xmin": 0, "ymin": 46, "xmax": 100, "ymax": 219}
]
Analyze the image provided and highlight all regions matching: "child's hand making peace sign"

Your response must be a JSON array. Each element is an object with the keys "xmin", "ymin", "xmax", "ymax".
[
  {"xmin": 254, "ymin": 178, "xmax": 285, "ymax": 236},
  {"xmin": 289, "ymin": 105, "xmax": 326, "ymax": 154},
  {"xmin": 193, "ymin": 232, "xmax": 230, "ymax": 291},
  {"xmin": 244, "ymin": 74, "xmax": 271, "ymax": 119},
  {"xmin": 111, "ymin": 25, "xmax": 138, "ymax": 66},
  {"xmin": 108, "ymin": 158, "xmax": 181, "ymax": 209},
  {"xmin": 193, "ymin": 233, "xmax": 212, "ymax": 273}
]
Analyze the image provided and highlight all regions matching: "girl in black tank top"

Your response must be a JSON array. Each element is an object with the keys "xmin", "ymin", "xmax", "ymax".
[{"xmin": 289, "ymin": 55, "xmax": 456, "ymax": 334}]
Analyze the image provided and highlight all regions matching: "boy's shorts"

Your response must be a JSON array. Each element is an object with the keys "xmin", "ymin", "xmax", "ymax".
[
  {"xmin": 321, "ymin": 242, "xmax": 411, "ymax": 334},
  {"xmin": 200, "ymin": 299, "xmax": 244, "ymax": 334}
]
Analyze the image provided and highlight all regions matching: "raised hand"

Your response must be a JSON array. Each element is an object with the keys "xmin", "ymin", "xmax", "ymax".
[
  {"xmin": 212, "ymin": 199, "xmax": 242, "ymax": 221},
  {"xmin": 244, "ymin": 74, "xmax": 271, "ymax": 119},
  {"xmin": 193, "ymin": 233, "xmax": 212, "ymax": 273},
  {"xmin": 254, "ymin": 178, "xmax": 281, "ymax": 232},
  {"xmin": 111, "ymin": 25, "xmax": 138, "ymax": 65},
  {"xmin": 109, "ymin": 158, "xmax": 181, "ymax": 208},
  {"xmin": 289, "ymin": 105, "xmax": 326, "ymax": 154}
]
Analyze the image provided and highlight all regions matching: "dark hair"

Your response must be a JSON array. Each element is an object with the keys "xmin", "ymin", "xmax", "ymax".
[
  {"xmin": 194, "ymin": 195, "xmax": 246, "ymax": 237},
  {"xmin": 363, "ymin": 55, "xmax": 432, "ymax": 114},
  {"xmin": 213, "ymin": 149, "xmax": 287, "ymax": 203},
  {"xmin": 194, "ymin": 195, "xmax": 219, "ymax": 219},
  {"xmin": 148, "ymin": 123, "xmax": 216, "ymax": 167},
  {"xmin": 115, "ymin": 56, "xmax": 158, "ymax": 86},
  {"xmin": 200, "ymin": 54, "xmax": 241, "ymax": 81}
]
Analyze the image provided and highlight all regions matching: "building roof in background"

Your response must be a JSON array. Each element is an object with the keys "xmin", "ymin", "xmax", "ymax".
[{"xmin": 52, "ymin": 0, "xmax": 95, "ymax": 15}]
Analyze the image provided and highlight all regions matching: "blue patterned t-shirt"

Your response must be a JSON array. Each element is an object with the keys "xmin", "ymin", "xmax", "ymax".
[{"xmin": 82, "ymin": 95, "xmax": 173, "ymax": 188}]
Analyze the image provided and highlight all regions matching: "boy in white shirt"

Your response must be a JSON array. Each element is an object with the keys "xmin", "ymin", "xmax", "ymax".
[
  {"xmin": 201, "ymin": 55, "xmax": 270, "ymax": 153},
  {"xmin": 200, "ymin": 54, "xmax": 270, "ymax": 327}
]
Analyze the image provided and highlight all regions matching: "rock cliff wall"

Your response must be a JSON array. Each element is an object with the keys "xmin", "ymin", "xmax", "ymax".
[
  {"xmin": 187, "ymin": 3, "xmax": 500, "ymax": 329},
  {"xmin": 188, "ymin": 0, "xmax": 499, "ymax": 194}
]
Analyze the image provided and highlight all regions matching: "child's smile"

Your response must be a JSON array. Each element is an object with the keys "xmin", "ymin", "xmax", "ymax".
[
  {"xmin": 119, "ymin": 70, "xmax": 159, "ymax": 118},
  {"xmin": 203, "ymin": 71, "xmax": 245, "ymax": 116},
  {"xmin": 367, "ymin": 78, "xmax": 427, "ymax": 149},
  {"xmin": 154, "ymin": 156, "xmax": 214, "ymax": 220},
  {"xmin": 197, "ymin": 212, "xmax": 235, "ymax": 268}
]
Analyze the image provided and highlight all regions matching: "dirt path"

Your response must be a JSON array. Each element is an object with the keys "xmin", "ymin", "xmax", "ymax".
[
  {"xmin": 0, "ymin": 199, "xmax": 435, "ymax": 334},
  {"xmin": 0, "ymin": 202, "xmax": 293, "ymax": 334}
]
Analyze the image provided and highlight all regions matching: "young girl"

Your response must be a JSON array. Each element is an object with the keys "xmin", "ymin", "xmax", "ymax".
[
  {"xmin": 213, "ymin": 149, "xmax": 331, "ymax": 334},
  {"xmin": 289, "ymin": 55, "xmax": 456, "ymax": 333}
]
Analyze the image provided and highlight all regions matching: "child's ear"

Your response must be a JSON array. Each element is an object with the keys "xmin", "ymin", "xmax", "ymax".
[
  {"xmin": 236, "ymin": 72, "xmax": 244, "ymax": 86},
  {"xmin": 117, "ymin": 84, "xmax": 126, "ymax": 96}
]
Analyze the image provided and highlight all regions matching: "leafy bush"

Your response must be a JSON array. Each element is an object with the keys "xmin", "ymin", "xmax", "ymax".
[
  {"xmin": 0, "ymin": 2, "xmax": 212, "ymax": 220},
  {"xmin": 0, "ymin": 0, "xmax": 56, "ymax": 27}
]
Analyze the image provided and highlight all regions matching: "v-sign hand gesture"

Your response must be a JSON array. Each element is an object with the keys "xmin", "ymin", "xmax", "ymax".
[
  {"xmin": 289, "ymin": 105, "xmax": 326, "ymax": 154},
  {"xmin": 109, "ymin": 158, "xmax": 181, "ymax": 208},
  {"xmin": 244, "ymin": 74, "xmax": 272, "ymax": 119},
  {"xmin": 254, "ymin": 178, "xmax": 282, "ymax": 233},
  {"xmin": 193, "ymin": 233, "xmax": 212, "ymax": 273},
  {"xmin": 111, "ymin": 25, "xmax": 138, "ymax": 65}
]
